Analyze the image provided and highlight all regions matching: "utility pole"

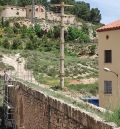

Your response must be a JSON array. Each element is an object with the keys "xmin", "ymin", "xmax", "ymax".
[
  {"xmin": 32, "ymin": 0, "xmax": 35, "ymax": 25},
  {"xmin": 51, "ymin": 2, "xmax": 73, "ymax": 89},
  {"xmin": 15, "ymin": 0, "xmax": 18, "ymax": 5}
]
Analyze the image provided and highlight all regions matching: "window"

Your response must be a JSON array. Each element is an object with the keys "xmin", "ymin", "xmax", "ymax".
[
  {"xmin": 16, "ymin": 12, "xmax": 19, "ymax": 15},
  {"xmin": 36, "ymin": 8, "xmax": 38, "ymax": 11},
  {"xmin": 104, "ymin": 81, "xmax": 112, "ymax": 94},
  {"xmin": 104, "ymin": 50, "xmax": 112, "ymax": 63},
  {"xmin": 29, "ymin": 9, "xmax": 31, "ymax": 12}
]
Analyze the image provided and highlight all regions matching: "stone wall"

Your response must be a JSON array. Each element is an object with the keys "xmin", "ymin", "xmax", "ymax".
[{"xmin": 8, "ymin": 81, "xmax": 119, "ymax": 129}]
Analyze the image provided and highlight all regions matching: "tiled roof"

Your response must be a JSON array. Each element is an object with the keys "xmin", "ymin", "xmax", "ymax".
[{"xmin": 97, "ymin": 20, "xmax": 120, "ymax": 32}]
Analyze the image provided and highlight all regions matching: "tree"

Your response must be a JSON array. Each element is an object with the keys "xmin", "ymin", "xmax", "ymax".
[
  {"xmin": 73, "ymin": 2, "xmax": 90, "ymax": 21},
  {"xmin": 50, "ymin": 0, "xmax": 75, "ymax": 4},
  {"xmin": 17, "ymin": 0, "xmax": 47, "ymax": 6},
  {"xmin": 90, "ymin": 8, "xmax": 101, "ymax": 23}
]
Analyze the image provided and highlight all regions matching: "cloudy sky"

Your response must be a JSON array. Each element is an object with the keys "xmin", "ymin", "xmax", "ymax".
[{"xmin": 79, "ymin": 0, "xmax": 120, "ymax": 24}]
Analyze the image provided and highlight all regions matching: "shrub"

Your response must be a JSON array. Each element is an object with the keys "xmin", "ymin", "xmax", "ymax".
[
  {"xmin": 11, "ymin": 38, "xmax": 23, "ymax": 49},
  {"xmin": 2, "ymin": 38, "xmax": 11, "ymax": 49},
  {"xmin": 67, "ymin": 27, "xmax": 90, "ymax": 43}
]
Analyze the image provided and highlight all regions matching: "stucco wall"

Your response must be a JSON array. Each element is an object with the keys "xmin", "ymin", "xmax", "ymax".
[
  {"xmin": 98, "ymin": 30, "xmax": 120, "ymax": 110},
  {"xmin": 8, "ymin": 81, "xmax": 118, "ymax": 129}
]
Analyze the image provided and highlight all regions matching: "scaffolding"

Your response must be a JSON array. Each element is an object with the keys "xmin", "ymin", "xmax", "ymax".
[{"xmin": 3, "ymin": 82, "xmax": 16, "ymax": 129}]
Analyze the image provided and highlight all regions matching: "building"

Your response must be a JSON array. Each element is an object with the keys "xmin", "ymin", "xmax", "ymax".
[
  {"xmin": 97, "ymin": 20, "xmax": 120, "ymax": 110},
  {"xmin": 47, "ymin": 12, "xmax": 75, "ymax": 24},
  {"xmin": 0, "ymin": 6, "xmax": 26, "ymax": 18},
  {"xmin": 0, "ymin": 5, "xmax": 76, "ymax": 25},
  {"xmin": 26, "ymin": 5, "xmax": 45, "ymax": 20}
]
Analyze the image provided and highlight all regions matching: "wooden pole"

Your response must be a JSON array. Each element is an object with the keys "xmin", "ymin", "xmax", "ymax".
[
  {"xmin": 32, "ymin": 0, "xmax": 35, "ymax": 25},
  {"xmin": 60, "ymin": 2, "xmax": 65, "ymax": 89},
  {"xmin": 50, "ymin": 2, "xmax": 73, "ymax": 90}
]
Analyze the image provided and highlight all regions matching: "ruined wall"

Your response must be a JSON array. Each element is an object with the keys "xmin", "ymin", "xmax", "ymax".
[{"xmin": 8, "ymin": 81, "xmax": 118, "ymax": 129}]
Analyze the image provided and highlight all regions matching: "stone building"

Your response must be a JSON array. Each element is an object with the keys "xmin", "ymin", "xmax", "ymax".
[
  {"xmin": 0, "ymin": 6, "xmax": 26, "ymax": 18},
  {"xmin": 47, "ymin": 11, "xmax": 75, "ymax": 24},
  {"xmin": 0, "ymin": 5, "xmax": 75, "ymax": 25},
  {"xmin": 26, "ymin": 5, "xmax": 45, "ymax": 20},
  {"xmin": 97, "ymin": 20, "xmax": 120, "ymax": 110}
]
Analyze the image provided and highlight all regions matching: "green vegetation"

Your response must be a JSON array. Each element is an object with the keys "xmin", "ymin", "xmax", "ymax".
[
  {"xmin": 0, "ymin": 0, "xmax": 47, "ymax": 6},
  {"xmin": 105, "ymin": 108, "xmax": 120, "ymax": 126},
  {"xmin": 67, "ymin": 83, "xmax": 98, "ymax": 96},
  {"xmin": 20, "ymin": 50, "xmax": 98, "ymax": 86}
]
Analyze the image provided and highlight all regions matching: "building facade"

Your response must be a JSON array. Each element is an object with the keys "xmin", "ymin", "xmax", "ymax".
[
  {"xmin": 26, "ymin": 5, "xmax": 45, "ymax": 20},
  {"xmin": 0, "ymin": 5, "xmax": 76, "ymax": 25},
  {"xmin": 0, "ymin": 6, "xmax": 26, "ymax": 18},
  {"xmin": 97, "ymin": 20, "xmax": 120, "ymax": 110}
]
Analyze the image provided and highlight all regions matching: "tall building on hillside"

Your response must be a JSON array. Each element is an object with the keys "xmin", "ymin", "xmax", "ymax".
[{"xmin": 97, "ymin": 20, "xmax": 120, "ymax": 110}]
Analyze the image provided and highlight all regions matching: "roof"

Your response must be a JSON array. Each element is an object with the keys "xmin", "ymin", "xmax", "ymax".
[{"xmin": 97, "ymin": 20, "xmax": 120, "ymax": 32}]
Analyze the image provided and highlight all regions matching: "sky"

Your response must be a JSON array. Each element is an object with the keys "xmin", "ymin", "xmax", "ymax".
[{"xmin": 79, "ymin": 0, "xmax": 120, "ymax": 24}]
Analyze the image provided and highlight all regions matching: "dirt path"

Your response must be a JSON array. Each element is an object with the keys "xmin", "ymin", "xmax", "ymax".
[{"xmin": 2, "ymin": 54, "xmax": 37, "ymax": 84}]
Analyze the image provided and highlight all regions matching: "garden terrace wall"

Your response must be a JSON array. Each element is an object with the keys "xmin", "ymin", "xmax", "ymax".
[{"xmin": 8, "ymin": 81, "xmax": 118, "ymax": 129}]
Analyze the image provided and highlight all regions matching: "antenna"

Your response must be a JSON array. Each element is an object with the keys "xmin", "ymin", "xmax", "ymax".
[{"xmin": 50, "ymin": 2, "xmax": 73, "ymax": 89}]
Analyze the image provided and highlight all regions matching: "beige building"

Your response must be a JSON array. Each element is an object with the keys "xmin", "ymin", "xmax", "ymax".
[
  {"xmin": 0, "ymin": 6, "xmax": 26, "ymax": 18},
  {"xmin": 97, "ymin": 20, "xmax": 120, "ymax": 110},
  {"xmin": 26, "ymin": 5, "xmax": 45, "ymax": 20}
]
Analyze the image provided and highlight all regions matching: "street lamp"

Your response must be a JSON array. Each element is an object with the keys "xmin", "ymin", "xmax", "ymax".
[
  {"xmin": 103, "ymin": 67, "xmax": 119, "ymax": 110},
  {"xmin": 103, "ymin": 67, "xmax": 118, "ymax": 77}
]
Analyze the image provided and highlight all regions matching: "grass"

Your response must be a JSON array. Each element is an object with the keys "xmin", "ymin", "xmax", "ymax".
[
  {"xmin": 20, "ymin": 50, "xmax": 98, "ymax": 86},
  {"xmin": 104, "ymin": 108, "xmax": 120, "ymax": 126},
  {"xmin": 67, "ymin": 83, "xmax": 98, "ymax": 96}
]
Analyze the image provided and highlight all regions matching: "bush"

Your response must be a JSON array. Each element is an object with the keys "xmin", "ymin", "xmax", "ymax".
[
  {"xmin": 11, "ymin": 38, "xmax": 23, "ymax": 49},
  {"xmin": 2, "ymin": 38, "xmax": 11, "ymax": 49},
  {"xmin": 67, "ymin": 27, "xmax": 90, "ymax": 43}
]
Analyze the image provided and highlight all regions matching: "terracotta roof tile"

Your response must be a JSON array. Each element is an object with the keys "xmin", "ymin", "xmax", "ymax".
[{"xmin": 97, "ymin": 20, "xmax": 120, "ymax": 32}]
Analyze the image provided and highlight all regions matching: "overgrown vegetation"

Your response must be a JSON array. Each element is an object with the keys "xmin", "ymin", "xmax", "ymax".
[
  {"xmin": 105, "ymin": 108, "xmax": 120, "ymax": 126},
  {"xmin": 67, "ymin": 83, "xmax": 98, "ymax": 96}
]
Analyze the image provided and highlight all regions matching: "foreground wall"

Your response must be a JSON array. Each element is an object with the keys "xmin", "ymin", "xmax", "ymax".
[{"xmin": 8, "ymin": 81, "xmax": 118, "ymax": 129}]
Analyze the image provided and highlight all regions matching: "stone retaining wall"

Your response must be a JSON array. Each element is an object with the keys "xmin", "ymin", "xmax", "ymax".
[{"xmin": 8, "ymin": 81, "xmax": 119, "ymax": 129}]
